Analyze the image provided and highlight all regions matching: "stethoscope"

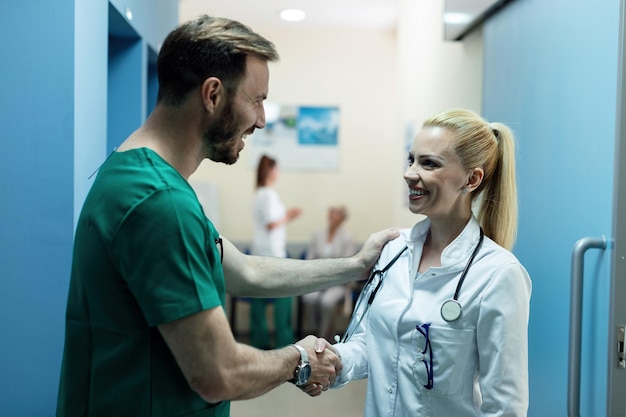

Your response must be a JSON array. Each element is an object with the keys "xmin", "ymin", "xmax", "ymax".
[
  {"xmin": 440, "ymin": 228, "xmax": 484, "ymax": 322},
  {"xmin": 336, "ymin": 228, "xmax": 484, "ymax": 343}
]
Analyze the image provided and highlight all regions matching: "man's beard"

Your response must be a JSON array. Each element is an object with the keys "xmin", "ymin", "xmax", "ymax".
[{"xmin": 203, "ymin": 96, "xmax": 244, "ymax": 165}]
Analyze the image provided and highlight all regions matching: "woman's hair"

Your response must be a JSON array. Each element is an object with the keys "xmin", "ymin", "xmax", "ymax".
[
  {"xmin": 256, "ymin": 155, "xmax": 277, "ymax": 188},
  {"xmin": 423, "ymin": 109, "xmax": 518, "ymax": 250},
  {"xmin": 156, "ymin": 15, "xmax": 279, "ymax": 106}
]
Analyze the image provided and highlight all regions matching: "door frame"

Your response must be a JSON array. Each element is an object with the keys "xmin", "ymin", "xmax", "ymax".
[{"xmin": 608, "ymin": 1, "xmax": 626, "ymax": 415}]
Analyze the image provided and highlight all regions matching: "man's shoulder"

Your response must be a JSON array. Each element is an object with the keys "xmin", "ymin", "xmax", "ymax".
[{"xmin": 80, "ymin": 153, "xmax": 203, "ymax": 239}]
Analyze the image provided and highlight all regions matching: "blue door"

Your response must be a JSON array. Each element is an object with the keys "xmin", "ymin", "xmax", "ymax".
[{"xmin": 481, "ymin": 0, "xmax": 620, "ymax": 415}]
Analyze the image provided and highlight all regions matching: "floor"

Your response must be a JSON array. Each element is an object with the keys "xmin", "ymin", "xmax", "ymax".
[{"xmin": 231, "ymin": 379, "xmax": 368, "ymax": 417}]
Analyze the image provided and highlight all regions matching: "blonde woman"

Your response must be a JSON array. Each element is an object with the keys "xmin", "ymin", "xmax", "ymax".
[{"xmin": 326, "ymin": 109, "xmax": 531, "ymax": 416}]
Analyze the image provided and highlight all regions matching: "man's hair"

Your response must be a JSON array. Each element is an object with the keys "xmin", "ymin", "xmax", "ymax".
[{"xmin": 156, "ymin": 15, "xmax": 279, "ymax": 106}]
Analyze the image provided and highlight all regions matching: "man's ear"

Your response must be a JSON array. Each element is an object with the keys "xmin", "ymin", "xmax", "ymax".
[
  {"xmin": 201, "ymin": 77, "xmax": 224, "ymax": 113},
  {"xmin": 466, "ymin": 167, "xmax": 485, "ymax": 192}
]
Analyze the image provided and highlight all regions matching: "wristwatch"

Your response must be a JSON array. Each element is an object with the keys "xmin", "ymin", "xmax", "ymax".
[{"xmin": 289, "ymin": 344, "xmax": 311, "ymax": 386}]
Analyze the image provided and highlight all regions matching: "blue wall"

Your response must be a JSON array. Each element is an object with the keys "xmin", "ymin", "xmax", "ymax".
[
  {"xmin": 108, "ymin": 34, "xmax": 145, "ymax": 153},
  {"xmin": 0, "ymin": 2, "xmax": 75, "ymax": 414},
  {"xmin": 0, "ymin": 1, "xmax": 177, "ymax": 414},
  {"xmin": 482, "ymin": 0, "xmax": 620, "ymax": 415},
  {"xmin": 75, "ymin": 0, "xmax": 109, "ymax": 226},
  {"xmin": 109, "ymin": 0, "xmax": 178, "ymax": 52}
]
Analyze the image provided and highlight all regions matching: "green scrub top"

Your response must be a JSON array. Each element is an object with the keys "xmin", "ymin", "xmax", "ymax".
[{"xmin": 57, "ymin": 148, "xmax": 230, "ymax": 417}]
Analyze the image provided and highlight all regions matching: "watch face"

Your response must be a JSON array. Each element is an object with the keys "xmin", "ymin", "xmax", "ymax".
[{"xmin": 298, "ymin": 364, "xmax": 311, "ymax": 385}]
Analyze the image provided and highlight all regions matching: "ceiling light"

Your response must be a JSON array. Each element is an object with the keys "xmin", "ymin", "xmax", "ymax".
[
  {"xmin": 280, "ymin": 9, "xmax": 306, "ymax": 22},
  {"xmin": 443, "ymin": 12, "xmax": 472, "ymax": 25}
]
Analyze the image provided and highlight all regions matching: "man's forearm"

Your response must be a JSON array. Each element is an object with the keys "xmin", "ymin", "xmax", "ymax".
[
  {"xmin": 221, "ymin": 343, "xmax": 299, "ymax": 401},
  {"xmin": 229, "ymin": 255, "xmax": 363, "ymax": 297},
  {"xmin": 225, "ymin": 337, "xmax": 338, "ymax": 401},
  {"xmin": 160, "ymin": 310, "xmax": 338, "ymax": 404},
  {"xmin": 223, "ymin": 228, "xmax": 399, "ymax": 297}
]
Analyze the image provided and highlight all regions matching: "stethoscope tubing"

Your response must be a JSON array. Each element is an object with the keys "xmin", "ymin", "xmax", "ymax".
[
  {"xmin": 339, "ymin": 228, "xmax": 484, "ymax": 342},
  {"xmin": 340, "ymin": 245, "xmax": 408, "ymax": 343},
  {"xmin": 452, "ymin": 228, "xmax": 484, "ymax": 301},
  {"xmin": 440, "ymin": 228, "xmax": 484, "ymax": 322}
]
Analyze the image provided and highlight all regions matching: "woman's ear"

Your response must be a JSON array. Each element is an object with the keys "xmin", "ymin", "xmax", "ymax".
[
  {"xmin": 466, "ymin": 167, "xmax": 485, "ymax": 192},
  {"xmin": 201, "ymin": 77, "xmax": 224, "ymax": 113}
]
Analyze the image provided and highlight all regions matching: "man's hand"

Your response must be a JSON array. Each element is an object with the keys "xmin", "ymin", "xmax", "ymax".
[
  {"xmin": 354, "ymin": 228, "xmax": 400, "ymax": 279},
  {"xmin": 295, "ymin": 336, "xmax": 340, "ymax": 397}
]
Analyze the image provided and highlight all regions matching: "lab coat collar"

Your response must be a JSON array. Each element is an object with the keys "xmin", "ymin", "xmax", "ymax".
[{"xmin": 405, "ymin": 216, "xmax": 483, "ymax": 271}]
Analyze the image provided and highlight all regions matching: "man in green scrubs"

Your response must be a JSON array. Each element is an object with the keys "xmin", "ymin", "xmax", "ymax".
[{"xmin": 56, "ymin": 15, "xmax": 397, "ymax": 417}]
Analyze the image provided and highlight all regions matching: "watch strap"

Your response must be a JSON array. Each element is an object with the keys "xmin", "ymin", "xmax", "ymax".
[
  {"xmin": 290, "ymin": 344, "xmax": 309, "ymax": 364},
  {"xmin": 289, "ymin": 344, "xmax": 309, "ymax": 384}
]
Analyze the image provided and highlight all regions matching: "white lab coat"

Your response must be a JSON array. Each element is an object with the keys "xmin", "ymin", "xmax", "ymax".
[
  {"xmin": 252, "ymin": 187, "xmax": 287, "ymax": 257},
  {"xmin": 334, "ymin": 217, "xmax": 531, "ymax": 417}
]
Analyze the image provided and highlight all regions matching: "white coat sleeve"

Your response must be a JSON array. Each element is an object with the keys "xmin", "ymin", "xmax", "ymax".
[
  {"xmin": 332, "ymin": 292, "xmax": 371, "ymax": 386},
  {"xmin": 477, "ymin": 262, "xmax": 532, "ymax": 417}
]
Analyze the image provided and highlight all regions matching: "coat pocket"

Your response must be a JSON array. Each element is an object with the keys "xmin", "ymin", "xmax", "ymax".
[{"xmin": 411, "ymin": 324, "xmax": 476, "ymax": 397}]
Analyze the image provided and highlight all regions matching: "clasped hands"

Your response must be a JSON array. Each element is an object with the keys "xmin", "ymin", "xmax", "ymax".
[{"xmin": 295, "ymin": 335, "xmax": 342, "ymax": 397}]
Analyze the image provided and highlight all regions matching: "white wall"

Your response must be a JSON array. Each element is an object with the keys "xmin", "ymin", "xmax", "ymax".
[
  {"xmin": 189, "ymin": 0, "xmax": 483, "ymax": 244},
  {"xmin": 393, "ymin": 0, "xmax": 483, "ymax": 229}
]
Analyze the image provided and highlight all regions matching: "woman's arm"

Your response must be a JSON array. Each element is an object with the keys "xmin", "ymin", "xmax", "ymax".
[
  {"xmin": 477, "ymin": 262, "xmax": 532, "ymax": 416},
  {"xmin": 331, "ymin": 299, "xmax": 371, "ymax": 386},
  {"xmin": 266, "ymin": 207, "xmax": 302, "ymax": 230}
]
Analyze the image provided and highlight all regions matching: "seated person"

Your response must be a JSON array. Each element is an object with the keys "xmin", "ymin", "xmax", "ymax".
[{"xmin": 302, "ymin": 206, "xmax": 356, "ymax": 340}]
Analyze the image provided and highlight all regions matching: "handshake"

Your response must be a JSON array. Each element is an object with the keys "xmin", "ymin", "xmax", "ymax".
[{"xmin": 289, "ymin": 335, "xmax": 342, "ymax": 397}]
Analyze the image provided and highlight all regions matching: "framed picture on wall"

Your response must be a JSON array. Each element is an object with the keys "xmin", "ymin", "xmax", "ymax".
[{"xmin": 248, "ymin": 103, "xmax": 340, "ymax": 170}]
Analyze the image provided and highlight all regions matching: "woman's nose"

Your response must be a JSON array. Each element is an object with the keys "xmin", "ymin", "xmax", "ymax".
[{"xmin": 404, "ymin": 164, "xmax": 420, "ymax": 181}]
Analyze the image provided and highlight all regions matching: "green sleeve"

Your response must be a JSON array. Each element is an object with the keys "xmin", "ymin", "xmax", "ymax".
[{"xmin": 111, "ymin": 186, "xmax": 224, "ymax": 326}]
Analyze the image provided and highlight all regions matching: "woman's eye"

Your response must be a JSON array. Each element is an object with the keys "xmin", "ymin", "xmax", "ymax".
[
  {"xmin": 407, "ymin": 155, "xmax": 415, "ymax": 165},
  {"xmin": 422, "ymin": 159, "xmax": 438, "ymax": 169}
]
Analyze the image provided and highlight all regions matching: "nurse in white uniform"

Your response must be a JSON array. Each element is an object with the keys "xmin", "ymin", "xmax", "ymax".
[
  {"xmin": 250, "ymin": 154, "xmax": 302, "ymax": 349},
  {"xmin": 328, "ymin": 109, "xmax": 532, "ymax": 417}
]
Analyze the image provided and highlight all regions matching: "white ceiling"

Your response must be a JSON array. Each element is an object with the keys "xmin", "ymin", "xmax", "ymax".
[{"xmin": 178, "ymin": 0, "xmax": 400, "ymax": 30}]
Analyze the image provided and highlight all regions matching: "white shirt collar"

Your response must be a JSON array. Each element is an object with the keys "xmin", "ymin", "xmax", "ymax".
[{"xmin": 404, "ymin": 216, "xmax": 483, "ymax": 271}]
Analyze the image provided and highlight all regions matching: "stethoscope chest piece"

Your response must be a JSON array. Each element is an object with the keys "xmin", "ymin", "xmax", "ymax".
[
  {"xmin": 438, "ymin": 227, "xmax": 484, "ymax": 323},
  {"xmin": 440, "ymin": 299, "xmax": 462, "ymax": 322}
]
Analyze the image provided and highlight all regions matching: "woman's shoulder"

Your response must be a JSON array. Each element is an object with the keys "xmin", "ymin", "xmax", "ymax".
[
  {"xmin": 482, "ymin": 237, "xmax": 518, "ymax": 258},
  {"xmin": 379, "ymin": 228, "xmax": 413, "ymax": 258},
  {"xmin": 480, "ymin": 237, "xmax": 529, "ymax": 276}
]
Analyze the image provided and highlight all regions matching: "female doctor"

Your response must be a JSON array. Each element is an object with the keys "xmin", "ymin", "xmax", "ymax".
[{"xmin": 324, "ymin": 109, "xmax": 531, "ymax": 416}]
